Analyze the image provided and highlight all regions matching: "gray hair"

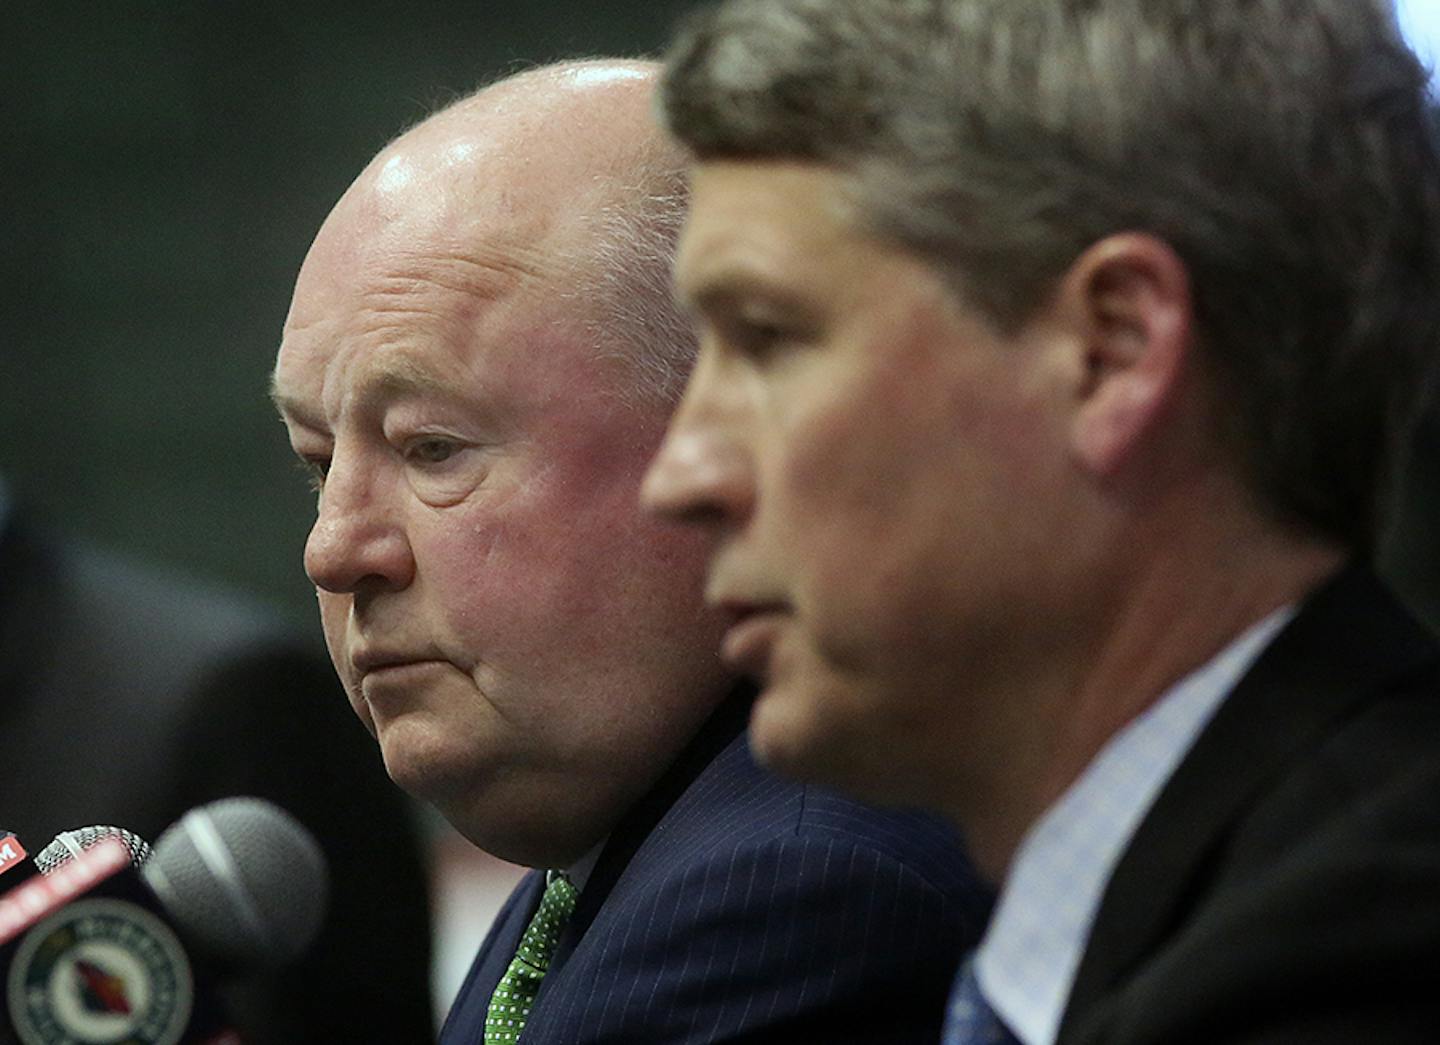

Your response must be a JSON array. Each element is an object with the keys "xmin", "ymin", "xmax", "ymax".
[
  {"xmin": 661, "ymin": 0, "xmax": 1440, "ymax": 554},
  {"xmin": 421, "ymin": 61, "xmax": 699, "ymax": 414},
  {"xmin": 569, "ymin": 136, "xmax": 698, "ymax": 411}
]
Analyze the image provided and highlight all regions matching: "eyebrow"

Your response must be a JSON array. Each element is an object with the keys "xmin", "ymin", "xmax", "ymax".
[
  {"xmin": 269, "ymin": 355, "xmax": 471, "ymax": 430},
  {"xmin": 682, "ymin": 270, "xmax": 820, "ymax": 325},
  {"xmin": 360, "ymin": 356, "xmax": 464, "ymax": 404},
  {"xmin": 269, "ymin": 375, "xmax": 319, "ymax": 428}
]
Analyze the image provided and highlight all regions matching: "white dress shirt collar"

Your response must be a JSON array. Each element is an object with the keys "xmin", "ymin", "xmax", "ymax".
[{"xmin": 975, "ymin": 606, "xmax": 1295, "ymax": 1045}]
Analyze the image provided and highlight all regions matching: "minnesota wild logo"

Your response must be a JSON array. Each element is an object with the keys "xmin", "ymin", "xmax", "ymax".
[{"xmin": 6, "ymin": 898, "xmax": 193, "ymax": 1044}]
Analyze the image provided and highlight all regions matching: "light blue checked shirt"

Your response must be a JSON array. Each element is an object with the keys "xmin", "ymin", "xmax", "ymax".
[{"xmin": 963, "ymin": 606, "xmax": 1295, "ymax": 1045}]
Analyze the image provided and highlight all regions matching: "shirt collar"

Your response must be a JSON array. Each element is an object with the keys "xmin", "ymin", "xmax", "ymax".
[
  {"xmin": 977, "ymin": 605, "xmax": 1295, "ymax": 1045},
  {"xmin": 549, "ymin": 837, "xmax": 607, "ymax": 895}
]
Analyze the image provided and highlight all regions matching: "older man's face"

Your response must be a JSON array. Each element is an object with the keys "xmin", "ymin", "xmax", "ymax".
[
  {"xmin": 273, "ymin": 157, "xmax": 727, "ymax": 867},
  {"xmin": 644, "ymin": 160, "xmax": 1074, "ymax": 805}
]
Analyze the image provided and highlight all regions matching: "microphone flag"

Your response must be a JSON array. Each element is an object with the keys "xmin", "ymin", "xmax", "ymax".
[{"xmin": 0, "ymin": 836, "xmax": 28, "ymax": 883}]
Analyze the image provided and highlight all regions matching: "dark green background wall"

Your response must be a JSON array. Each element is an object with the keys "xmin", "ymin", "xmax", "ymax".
[
  {"xmin": 3, "ymin": 2, "xmax": 701, "ymax": 624},
  {"xmin": 5, "ymin": 3, "xmax": 1438, "ymax": 629}
]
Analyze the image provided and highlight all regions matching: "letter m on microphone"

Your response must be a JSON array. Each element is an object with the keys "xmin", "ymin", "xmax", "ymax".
[{"xmin": 0, "ymin": 836, "xmax": 25, "ymax": 877}]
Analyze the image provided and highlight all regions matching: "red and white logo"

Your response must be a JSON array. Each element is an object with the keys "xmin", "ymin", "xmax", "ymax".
[{"xmin": 0, "ymin": 834, "xmax": 28, "ymax": 876}]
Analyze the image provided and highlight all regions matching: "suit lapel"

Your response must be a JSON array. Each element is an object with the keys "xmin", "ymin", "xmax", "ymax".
[
  {"xmin": 1060, "ymin": 569, "xmax": 1439, "ymax": 1038},
  {"xmin": 520, "ymin": 686, "xmax": 754, "ymax": 1038},
  {"xmin": 548, "ymin": 684, "xmax": 753, "ymax": 972}
]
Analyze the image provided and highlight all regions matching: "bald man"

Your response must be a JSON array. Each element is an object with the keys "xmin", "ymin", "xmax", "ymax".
[{"xmin": 272, "ymin": 61, "xmax": 989, "ymax": 1044}]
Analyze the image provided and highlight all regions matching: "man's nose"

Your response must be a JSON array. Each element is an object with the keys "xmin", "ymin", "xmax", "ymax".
[
  {"xmin": 642, "ymin": 355, "xmax": 756, "ymax": 529},
  {"xmin": 304, "ymin": 458, "xmax": 415, "ymax": 595}
]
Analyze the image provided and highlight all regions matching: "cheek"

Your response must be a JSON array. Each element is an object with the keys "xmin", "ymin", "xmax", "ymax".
[
  {"xmin": 777, "ymin": 383, "xmax": 933, "ymax": 582},
  {"xmin": 778, "ymin": 342, "xmax": 944, "ymax": 518},
  {"xmin": 420, "ymin": 486, "xmax": 667, "ymax": 653},
  {"xmin": 773, "ymin": 388, "xmax": 1009, "ymax": 679}
]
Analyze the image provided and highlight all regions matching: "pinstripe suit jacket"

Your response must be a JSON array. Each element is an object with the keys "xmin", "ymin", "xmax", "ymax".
[{"xmin": 441, "ymin": 691, "xmax": 991, "ymax": 1043}]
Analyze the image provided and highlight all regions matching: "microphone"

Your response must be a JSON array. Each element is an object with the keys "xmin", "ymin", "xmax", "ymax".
[
  {"xmin": 144, "ymin": 798, "xmax": 327, "ymax": 969},
  {"xmin": 34, "ymin": 825, "xmax": 152, "ymax": 875},
  {"xmin": 0, "ymin": 798, "xmax": 328, "ymax": 1044}
]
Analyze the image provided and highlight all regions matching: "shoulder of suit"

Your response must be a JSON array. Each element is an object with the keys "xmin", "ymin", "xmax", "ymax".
[{"xmin": 652, "ymin": 730, "xmax": 979, "ymax": 898}]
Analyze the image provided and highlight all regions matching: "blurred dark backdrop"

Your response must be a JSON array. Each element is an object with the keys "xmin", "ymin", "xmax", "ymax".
[
  {"xmin": 4, "ymin": 2, "xmax": 1438, "ymax": 630},
  {"xmin": 3, "ymin": 2, "xmax": 702, "ymax": 624}
]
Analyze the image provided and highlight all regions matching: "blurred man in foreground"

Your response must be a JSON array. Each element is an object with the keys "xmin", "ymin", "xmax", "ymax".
[
  {"xmin": 272, "ymin": 60, "xmax": 989, "ymax": 1043},
  {"xmin": 644, "ymin": 1, "xmax": 1440, "ymax": 1041}
]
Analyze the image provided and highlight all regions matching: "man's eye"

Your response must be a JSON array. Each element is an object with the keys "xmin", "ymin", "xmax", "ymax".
[
  {"xmin": 406, "ymin": 438, "xmax": 462, "ymax": 466},
  {"xmin": 731, "ymin": 319, "xmax": 786, "ymax": 354},
  {"xmin": 295, "ymin": 456, "xmax": 330, "ymax": 492},
  {"xmin": 719, "ymin": 314, "xmax": 811, "ymax": 364},
  {"xmin": 739, "ymin": 331, "xmax": 783, "ymax": 362}
]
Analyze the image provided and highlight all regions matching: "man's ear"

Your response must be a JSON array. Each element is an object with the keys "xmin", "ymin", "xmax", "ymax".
[{"xmin": 1059, "ymin": 233, "xmax": 1195, "ymax": 476}]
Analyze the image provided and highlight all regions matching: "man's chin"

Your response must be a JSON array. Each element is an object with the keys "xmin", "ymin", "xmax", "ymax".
[
  {"xmin": 376, "ymin": 719, "xmax": 476, "ymax": 803},
  {"xmin": 432, "ymin": 780, "xmax": 613, "ymax": 870},
  {"xmin": 747, "ymin": 680, "xmax": 887, "ymax": 799}
]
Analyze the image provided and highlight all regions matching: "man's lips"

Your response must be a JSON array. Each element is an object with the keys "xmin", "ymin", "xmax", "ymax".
[
  {"xmin": 353, "ymin": 656, "xmax": 453, "ymax": 709},
  {"xmin": 351, "ymin": 650, "xmax": 444, "ymax": 676},
  {"xmin": 718, "ymin": 603, "xmax": 789, "ymax": 678}
]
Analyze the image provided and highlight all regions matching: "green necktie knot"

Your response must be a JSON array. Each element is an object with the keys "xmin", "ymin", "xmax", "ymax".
[{"xmin": 485, "ymin": 873, "xmax": 579, "ymax": 1044}]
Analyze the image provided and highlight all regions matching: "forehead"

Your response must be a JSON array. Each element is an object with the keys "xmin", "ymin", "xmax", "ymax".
[
  {"xmin": 677, "ymin": 160, "xmax": 880, "ymax": 304},
  {"xmin": 273, "ymin": 197, "xmax": 605, "ymax": 422}
]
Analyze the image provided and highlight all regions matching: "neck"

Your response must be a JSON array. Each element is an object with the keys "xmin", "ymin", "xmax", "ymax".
[{"xmin": 947, "ymin": 504, "xmax": 1347, "ymax": 884}]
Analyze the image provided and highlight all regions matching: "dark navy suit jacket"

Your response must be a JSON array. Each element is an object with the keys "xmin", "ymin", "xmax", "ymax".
[{"xmin": 442, "ymin": 691, "xmax": 991, "ymax": 1043}]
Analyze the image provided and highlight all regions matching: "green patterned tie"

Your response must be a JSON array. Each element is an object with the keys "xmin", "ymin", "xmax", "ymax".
[{"xmin": 485, "ymin": 872, "xmax": 578, "ymax": 1044}]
